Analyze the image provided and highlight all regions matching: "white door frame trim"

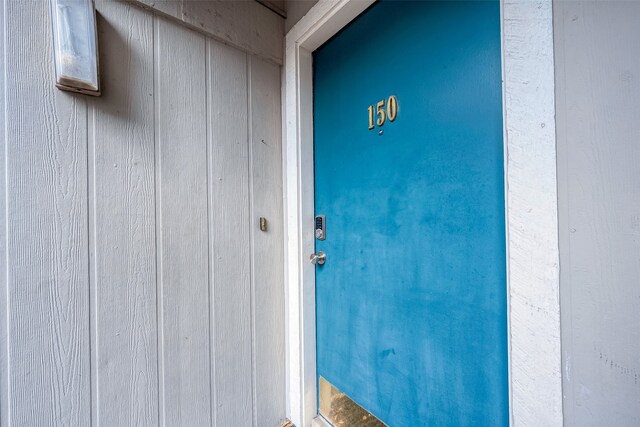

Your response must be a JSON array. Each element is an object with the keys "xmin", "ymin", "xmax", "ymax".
[{"xmin": 282, "ymin": 1, "xmax": 563, "ymax": 426}]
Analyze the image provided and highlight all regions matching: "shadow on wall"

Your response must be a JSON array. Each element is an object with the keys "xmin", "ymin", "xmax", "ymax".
[
  {"xmin": 285, "ymin": 0, "xmax": 318, "ymax": 32},
  {"xmin": 93, "ymin": 12, "xmax": 145, "ymax": 124}
]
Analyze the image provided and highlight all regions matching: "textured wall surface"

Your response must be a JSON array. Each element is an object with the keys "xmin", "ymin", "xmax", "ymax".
[
  {"xmin": 555, "ymin": 1, "xmax": 640, "ymax": 425},
  {"xmin": 502, "ymin": 0, "xmax": 563, "ymax": 424},
  {"xmin": 0, "ymin": 1, "xmax": 285, "ymax": 426},
  {"xmin": 131, "ymin": 0, "xmax": 284, "ymax": 64}
]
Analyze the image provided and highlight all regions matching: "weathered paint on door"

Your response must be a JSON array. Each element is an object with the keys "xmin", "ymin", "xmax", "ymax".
[{"xmin": 313, "ymin": 1, "xmax": 508, "ymax": 425}]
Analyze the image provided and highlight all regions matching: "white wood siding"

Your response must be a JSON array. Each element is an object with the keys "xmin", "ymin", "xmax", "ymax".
[
  {"xmin": 0, "ymin": 1, "xmax": 285, "ymax": 426},
  {"xmin": 555, "ymin": 1, "xmax": 640, "ymax": 425},
  {"xmin": 132, "ymin": 0, "xmax": 284, "ymax": 65}
]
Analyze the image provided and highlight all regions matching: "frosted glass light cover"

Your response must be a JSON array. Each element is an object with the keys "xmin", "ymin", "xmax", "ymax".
[{"xmin": 50, "ymin": 0, "xmax": 100, "ymax": 95}]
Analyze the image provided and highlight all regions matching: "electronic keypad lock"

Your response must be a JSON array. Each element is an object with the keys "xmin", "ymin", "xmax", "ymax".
[{"xmin": 315, "ymin": 215, "xmax": 326, "ymax": 240}]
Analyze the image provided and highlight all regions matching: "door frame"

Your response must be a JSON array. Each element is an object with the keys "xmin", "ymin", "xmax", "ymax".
[{"xmin": 282, "ymin": 1, "xmax": 562, "ymax": 426}]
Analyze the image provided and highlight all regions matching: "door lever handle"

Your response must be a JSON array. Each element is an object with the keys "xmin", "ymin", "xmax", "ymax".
[{"xmin": 310, "ymin": 251, "xmax": 326, "ymax": 265}]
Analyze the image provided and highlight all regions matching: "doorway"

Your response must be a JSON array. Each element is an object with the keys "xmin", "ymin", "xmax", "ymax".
[{"xmin": 312, "ymin": 2, "xmax": 508, "ymax": 425}]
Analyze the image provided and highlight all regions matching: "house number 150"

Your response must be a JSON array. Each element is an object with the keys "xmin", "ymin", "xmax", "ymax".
[{"xmin": 368, "ymin": 95, "xmax": 398, "ymax": 130}]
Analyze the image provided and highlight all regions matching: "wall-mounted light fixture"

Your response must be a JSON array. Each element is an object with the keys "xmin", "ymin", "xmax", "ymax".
[{"xmin": 50, "ymin": 0, "xmax": 100, "ymax": 96}]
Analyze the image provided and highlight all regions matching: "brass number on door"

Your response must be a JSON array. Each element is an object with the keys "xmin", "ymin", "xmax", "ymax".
[{"xmin": 368, "ymin": 95, "xmax": 398, "ymax": 130}]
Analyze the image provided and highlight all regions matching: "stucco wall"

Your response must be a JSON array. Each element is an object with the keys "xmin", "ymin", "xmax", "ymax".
[
  {"xmin": 555, "ymin": 1, "xmax": 640, "ymax": 425},
  {"xmin": 0, "ymin": 1, "xmax": 285, "ymax": 425}
]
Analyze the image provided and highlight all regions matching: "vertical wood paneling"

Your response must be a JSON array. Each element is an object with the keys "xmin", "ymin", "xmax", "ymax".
[
  {"xmin": 0, "ymin": 0, "xmax": 8, "ymax": 424},
  {"xmin": 133, "ymin": 0, "xmax": 285, "ymax": 65},
  {"xmin": 89, "ymin": 3, "xmax": 158, "ymax": 426},
  {"xmin": 207, "ymin": 40, "xmax": 253, "ymax": 427},
  {"xmin": 555, "ymin": 2, "xmax": 640, "ymax": 425},
  {"xmin": 4, "ymin": 0, "xmax": 90, "ymax": 424},
  {"xmin": 2, "ymin": 2, "xmax": 286, "ymax": 425},
  {"xmin": 250, "ymin": 56, "xmax": 286, "ymax": 426},
  {"xmin": 155, "ymin": 16, "xmax": 211, "ymax": 427}
]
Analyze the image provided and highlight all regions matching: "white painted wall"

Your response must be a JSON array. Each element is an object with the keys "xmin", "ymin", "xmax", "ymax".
[
  {"xmin": 502, "ymin": 1, "xmax": 563, "ymax": 425},
  {"xmin": 555, "ymin": 1, "xmax": 640, "ymax": 425},
  {"xmin": 0, "ymin": 1, "xmax": 285, "ymax": 426}
]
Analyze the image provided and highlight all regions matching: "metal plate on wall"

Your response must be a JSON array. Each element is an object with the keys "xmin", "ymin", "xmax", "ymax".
[{"xmin": 319, "ymin": 377, "xmax": 387, "ymax": 427}]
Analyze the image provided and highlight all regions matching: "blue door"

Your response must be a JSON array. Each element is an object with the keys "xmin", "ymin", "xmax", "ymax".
[{"xmin": 313, "ymin": 1, "xmax": 507, "ymax": 426}]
